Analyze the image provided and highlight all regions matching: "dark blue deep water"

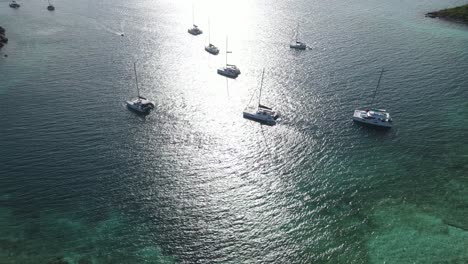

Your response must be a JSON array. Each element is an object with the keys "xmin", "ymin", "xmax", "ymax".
[{"xmin": 1, "ymin": 0, "xmax": 467, "ymax": 263}]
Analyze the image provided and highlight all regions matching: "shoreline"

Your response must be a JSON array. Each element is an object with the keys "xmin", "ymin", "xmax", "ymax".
[
  {"xmin": 426, "ymin": 4, "xmax": 468, "ymax": 25},
  {"xmin": 0, "ymin": 26, "xmax": 7, "ymax": 49}
]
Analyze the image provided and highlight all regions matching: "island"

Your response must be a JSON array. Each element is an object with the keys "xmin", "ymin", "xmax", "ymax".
[
  {"xmin": 0, "ymin": 26, "xmax": 8, "ymax": 49},
  {"xmin": 426, "ymin": 4, "xmax": 468, "ymax": 24}
]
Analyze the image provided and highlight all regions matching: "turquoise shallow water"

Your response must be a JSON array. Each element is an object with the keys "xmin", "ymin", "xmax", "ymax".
[{"xmin": 1, "ymin": 0, "xmax": 468, "ymax": 263}]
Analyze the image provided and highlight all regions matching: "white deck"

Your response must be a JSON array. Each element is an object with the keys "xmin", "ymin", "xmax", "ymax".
[
  {"xmin": 243, "ymin": 106, "xmax": 279, "ymax": 126},
  {"xmin": 353, "ymin": 109, "xmax": 392, "ymax": 128}
]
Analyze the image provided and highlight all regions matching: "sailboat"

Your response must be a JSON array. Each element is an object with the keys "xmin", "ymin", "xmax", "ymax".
[
  {"xmin": 188, "ymin": 3, "xmax": 202, "ymax": 35},
  {"xmin": 290, "ymin": 23, "xmax": 306, "ymax": 50},
  {"xmin": 47, "ymin": 0, "xmax": 55, "ymax": 10},
  {"xmin": 205, "ymin": 19, "xmax": 219, "ymax": 55},
  {"xmin": 9, "ymin": 0, "xmax": 20, "ymax": 8},
  {"xmin": 243, "ymin": 68, "xmax": 280, "ymax": 126},
  {"xmin": 217, "ymin": 36, "xmax": 240, "ymax": 79},
  {"xmin": 126, "ymin": 62, "xmax": 155, "ymax": 114},
  {"xmin": 353, "ymin": 68, "xmax": 392, "ymax": 128}
]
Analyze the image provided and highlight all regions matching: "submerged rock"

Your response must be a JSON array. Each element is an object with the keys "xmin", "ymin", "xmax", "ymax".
[
  {"xmin": 78, "ymin": 257, "xmax": 92, "ymax": 264},
  {"xmin": 47, "ymin": 256, "xmax": 69, "ymax": 264}
]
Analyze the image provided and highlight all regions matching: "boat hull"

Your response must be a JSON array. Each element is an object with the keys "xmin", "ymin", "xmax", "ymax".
[
  {"xmin": 353, "ymin": 109, "xmax": 392, "ymax": 129},
  {"xmin": 290, "ymin": 44, "xmax": 306, "ymax": 50},
  {"xmin": 188, "ymin": 28, "xmax": 203, "ymax": 35},
  {"xmin": 205, "ymin": 46, "xmax": 219, "ymax": 55},
  {"xmin": 353, "ymin": 118, "xmax": 392, "ymax": 129},
  {"xmin": 243, "ymin": 112, "xmax": 276, "ymax": 126},
  {"xmin": 126, "ymin": 100, "xmax": 154, "ymax": 114},
  {"xmin": 217, "ymin": 68, "xmax": 238, "ymax": 79}
]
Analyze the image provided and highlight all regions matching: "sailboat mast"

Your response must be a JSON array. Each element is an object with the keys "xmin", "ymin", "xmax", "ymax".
[
  {"xmin": 192, "ymin": 2, "xmax": 195, "ymax": 26},
  {"xmin": 134, "ymin": 62, "xmax": 140, "ymax": 97},
  {"xmin": 296, "ymin": 23, "xmax": 299, "ymax": 43},
  {"xmin": 208, "ymin": 18, "xmax": 211, "ymax": 44},
  {"xmin": 225, "ymin": 36, "xmax": 228, "ymax": 67},
  {"xmin": 258, "ymin": 68, "xmax": 265, "ymax": 106},
  {"xmin": 371, "ymin": 68, "xmax": 385, "ymax": 107}
]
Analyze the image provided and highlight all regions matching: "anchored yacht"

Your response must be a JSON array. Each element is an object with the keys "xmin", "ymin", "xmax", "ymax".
[
  {"xmin": 243, "ymin": 68, "xmax": 279, "ymax": 126},
  {"xmin": 353, "ymin": 68, "xmax": 392, "ymax": 129},
  {"xmin": 205, "ymin": 43, "xmax": 219, "ymax": 55},
  {"xmin": 290, "ymin": 24, "xmax": 306, "ymax": 50},
  {"xmin": 9, "ymin": 0, "xmax": 20, "ymax": 8},
  {"xmin": 47, "ymin": 0, "xmax": 54, "ymax": 10},
  {"xmin": 353, "ymin": 108, "xmax": 392, "ymax": 128},
  {"xmin": 188, "ymin": 24, "xmax": 202, "ymax": 35},
  {"xmin": 205, "ymin": 19, "xmax": 219, "ymax": 55},
  {"xmin": 217, "ymin": 37, "xmax": 240, "ymax": 79},
  {"xmin": 126, "ymin": 62, "xmax": 155, "ymax": 114},
  {"xmin": 187, "ymin": 3, "xmax": 202, "ymax": 35}
]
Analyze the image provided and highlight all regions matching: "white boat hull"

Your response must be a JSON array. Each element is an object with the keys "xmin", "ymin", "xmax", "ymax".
[
  {"xmin": 217, "ymin": 68, "xmax": 238, "ymax": 79},
  {"xmin": 243, "ymin": 112, "xmax": 276, "ymax": 126},
  {"xmin": 243, "ymin": 106, "xmax": 279, "ymax": 126},
  {"xmin": 290, "ymin": 42, "xmax": 306, "ymax": 50},
  {"xmin": 126, "ymin": 98, "xmax": 154, "ymax": 114},
  {"xmin": 353, "ymin": 109, "xmax": 392, "ymax": 128}
]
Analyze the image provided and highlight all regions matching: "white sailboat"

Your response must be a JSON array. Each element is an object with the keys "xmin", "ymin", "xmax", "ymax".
[
  {"xmin": 290, "ymin": 23, "xmax": 306, "ymax": 50},
  {"xmin": 126, "ymin": 62, "xmax": 155, "ymax": 114},
  {"xmin": 217, "ymin": 36, "xmax": 240, "ymax": 79},
  {"xmin": 205, "ymin": 19, "xmax": 219, "ymax": 55},
  {"xmin": 353, "ymin": 68, "xmax": 392, "ymax": 129},
  {"xmin": 243, "ymin": 68, "xmax": 280, "ymax": 126},
  {"xmin": 47, "ymin": 0, "xmax": 55, "ymax": 10},
  {"xmin": 188, "ymin": 3, "xmax": 202, "ymax": 35}
]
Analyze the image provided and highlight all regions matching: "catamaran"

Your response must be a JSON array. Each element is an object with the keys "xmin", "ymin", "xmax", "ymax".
[
  {"xmin": 126, "ymin": 62, "xmax": 155, "ymax": 114},
  {"xmin": 353, "ymin": 68, "xmax": 392, "ymax": 128},
  {"xmin": 188, "ymin": 3, "xmax": 202, "ymax": 35},
  {"xmin": 290, "ymin": 23, "xmax": 306, "ymax": 50},
  {"xmin": 47, "ymin": 0, "xmax": 55, "ymax": 10},
  {"xmin": 243, "ymin": 68, "xmax": 280, "ymax": 126},
  {"xmin": 9, "ymin": 0, "xmax": 20, "ymax": 8},
  {"xmin": 217, "ymin": 36, "xmax": 240, "ymax": 79},
  {"xmin": 204, "ymin": 19, "xmax": 219, "ymax": 55}
]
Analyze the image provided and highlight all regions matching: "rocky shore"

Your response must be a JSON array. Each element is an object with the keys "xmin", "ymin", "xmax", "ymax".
[
  {"xmin": 0, "ymin": 26, "xmax": 8, "ymax": 49},
  {"xmin": 426, "ymin": 4, "xmax": 468, "ymax": 24}
]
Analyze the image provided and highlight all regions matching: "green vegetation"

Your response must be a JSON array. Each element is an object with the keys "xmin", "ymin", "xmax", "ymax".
[{"xmin": 426, "ymin": 4, "xmax": 468, "ymax": 24}]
